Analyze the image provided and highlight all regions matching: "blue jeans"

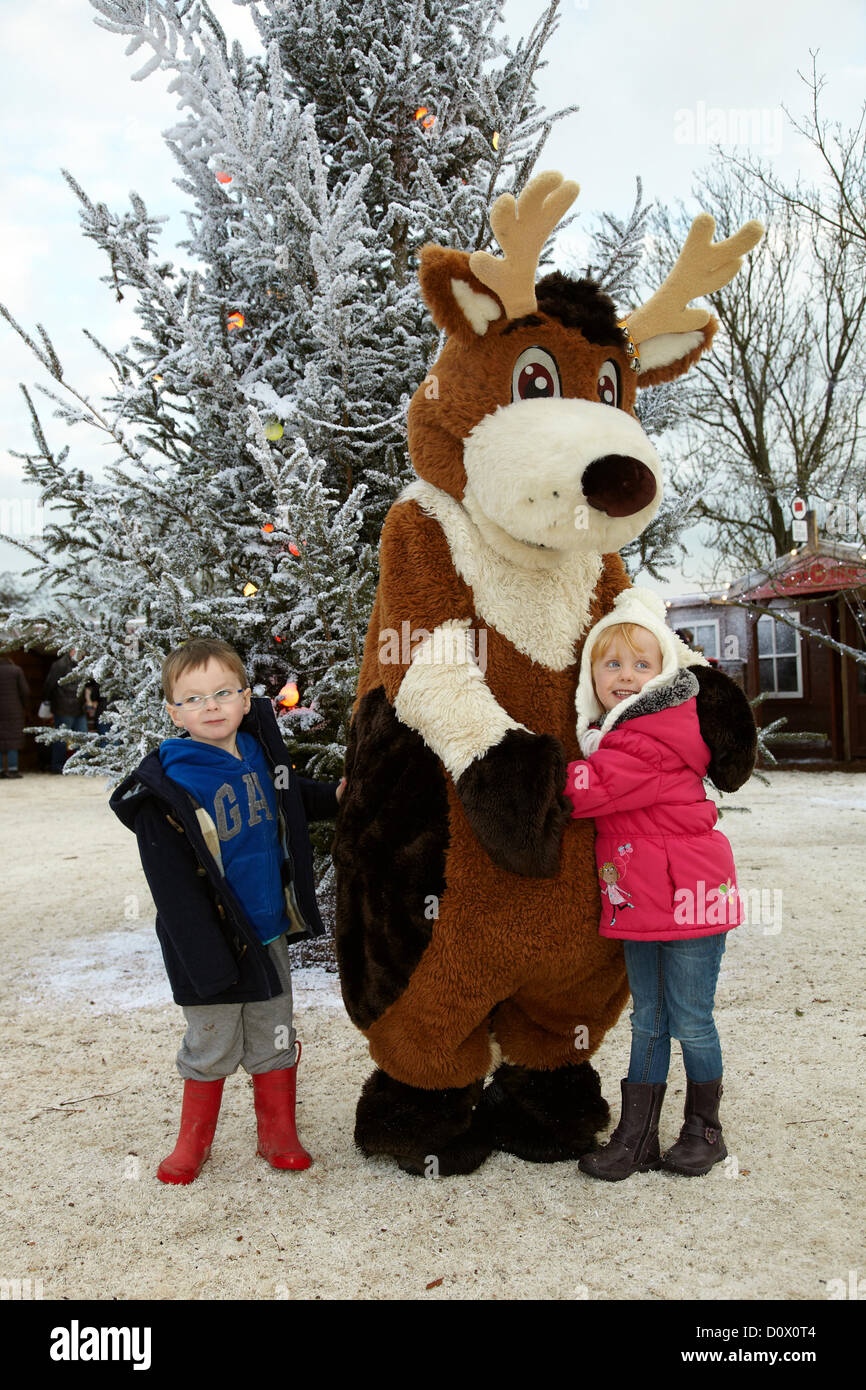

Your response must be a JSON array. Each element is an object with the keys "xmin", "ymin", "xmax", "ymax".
[
  {"xmin": 623, "ymin": 933, "xmax": 727, "ymax": 1084},
  {"xmin": 1, "ymin": 748, "xmax": 18, "ymax": 771},
  {"xmin": 51, "ymin": 715, "xmax": 87, "ymax": 771}
]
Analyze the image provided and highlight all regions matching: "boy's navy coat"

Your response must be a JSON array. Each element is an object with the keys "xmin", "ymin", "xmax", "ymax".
[{"xmin": 109, "ymin": 697, "xmax": 339, "ymax": 1005}]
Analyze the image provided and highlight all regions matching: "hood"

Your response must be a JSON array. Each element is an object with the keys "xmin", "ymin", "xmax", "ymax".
[
  {"xmin": 576, "ymin": 586, "xmax": 708, "ymax": 749},
  {"xmin": 587, "ymin": 669, "xmax": 710, "ymax": 775},
  {"xmin": 159, "ymin": 728, "xmax": 260, "ymax": 779}
]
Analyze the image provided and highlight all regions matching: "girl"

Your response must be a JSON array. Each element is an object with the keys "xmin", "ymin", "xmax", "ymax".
[{"xmin": 564, "ymin": 588, "xmax": 749, "ymax": 1181}]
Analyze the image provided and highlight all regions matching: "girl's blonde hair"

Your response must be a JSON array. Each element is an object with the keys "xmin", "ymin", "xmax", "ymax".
[{"xmin": 593, "ymin": 622, "xmax": 661, "ymax": 661}]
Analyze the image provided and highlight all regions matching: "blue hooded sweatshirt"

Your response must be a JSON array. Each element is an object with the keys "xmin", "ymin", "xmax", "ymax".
[{"xmin": 159, "ymin": 730, "xmax": 290, "ymax": 945}]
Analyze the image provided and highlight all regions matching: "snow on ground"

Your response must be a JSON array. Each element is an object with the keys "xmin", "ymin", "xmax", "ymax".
[
  {"xmin": 1, "ymin": 768, "xmax": 863, "ymax": 1300},
  {"xmin": 17, "ymin": 925, "xmax": 344, "ymax": 1017}
]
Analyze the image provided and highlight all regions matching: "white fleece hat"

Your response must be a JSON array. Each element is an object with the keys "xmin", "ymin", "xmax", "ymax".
[{"xmin": 575, "ymin": 586, "xmax": 708, "ymax": 750}]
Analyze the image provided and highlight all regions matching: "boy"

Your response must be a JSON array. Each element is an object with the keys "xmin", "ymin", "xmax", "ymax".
[{"xmin": 109, "ymin": 638, "xmax": 345, "ymax": 1184}]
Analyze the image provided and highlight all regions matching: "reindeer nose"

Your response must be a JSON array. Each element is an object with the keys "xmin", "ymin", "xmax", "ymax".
[{"xmin": 581, "ymin": 455, "xmax": 657, "ymax": 518}]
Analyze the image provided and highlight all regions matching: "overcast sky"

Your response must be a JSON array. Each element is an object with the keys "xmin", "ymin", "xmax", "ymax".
[{"xmin": 2, "ymin": 0, "xmax": 864, "ymax": 590}]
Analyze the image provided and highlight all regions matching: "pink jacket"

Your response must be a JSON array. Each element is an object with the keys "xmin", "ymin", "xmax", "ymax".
[{"xmin": 564, "ymin": 674, "xmax": 742, "ymax": 942}]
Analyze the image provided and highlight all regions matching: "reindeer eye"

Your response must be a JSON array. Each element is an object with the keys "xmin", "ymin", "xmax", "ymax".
[
  {"xmin": 597, "ymin": 360, "xmax": 620, "ymax": 407},
  {"xmin": 512, "ymin": 347, "xmax": 561, "ymax": 403}
]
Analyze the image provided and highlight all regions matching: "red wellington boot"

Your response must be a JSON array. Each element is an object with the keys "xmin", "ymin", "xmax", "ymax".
[
  {"xmin": 252, "ymin": 1042, "xmax": 312, "ymax": 1170},
  {"xmin": 157, "ymin": 1078, "xmax": 225, "ymax": 1185}
]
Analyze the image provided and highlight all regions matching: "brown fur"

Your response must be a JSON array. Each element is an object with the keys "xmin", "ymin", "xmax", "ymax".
[
  {"xmin": 337, "ymin": 542, "xmax": 631, "ymax": 1088},
  {"xmin": 333, "ymin": 208, "xmax": 728, "ymax": 1157}
]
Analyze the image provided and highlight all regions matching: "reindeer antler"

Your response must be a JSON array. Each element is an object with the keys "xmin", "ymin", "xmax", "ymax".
[
  {"xmin": 469, "ymin": 171, "xmax": 580, "ymax": 320},
  {"xmin": 626, "ymin": 214, "xmax": 764, "ymax": 346}
]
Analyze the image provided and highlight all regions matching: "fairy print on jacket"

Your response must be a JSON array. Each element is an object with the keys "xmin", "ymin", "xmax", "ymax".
[{"xmin": 599, "ymin": 843, "xmax": 637, "ymax": 927}]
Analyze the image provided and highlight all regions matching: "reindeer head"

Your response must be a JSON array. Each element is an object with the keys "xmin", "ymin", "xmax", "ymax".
[{"xmin": 408, "ymin": 171, "xmax": 762, "ymax": 560}]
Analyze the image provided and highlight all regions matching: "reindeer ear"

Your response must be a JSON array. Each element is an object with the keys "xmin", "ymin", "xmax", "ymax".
[
  {"xmin": 418, "ymin": 245, "xmax": 504, "ymax": 344},
  {"xmin": 635, "ymin": 317, "xmax": 718, "ymax": 388},
  {"xmin": 628, "ymin": 213, "xmax": 762, "ymax": 389}
]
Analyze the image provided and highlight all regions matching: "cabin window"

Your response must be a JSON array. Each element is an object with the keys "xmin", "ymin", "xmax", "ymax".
[
  {"xmin": 757, "ymin": 611, "xmax": 802, "ymax": 697},
  {"xmin": 690, "ymin": 620, "xmax": 719, "ymax": 659}
]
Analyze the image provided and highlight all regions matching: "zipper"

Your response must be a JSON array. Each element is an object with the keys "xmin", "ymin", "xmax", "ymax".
[
  {"xmin": 162, "ymin": 808, "xmax": 263, "ymax": 963},
  {"xmin": 251, "ymin": 704, "xmax": 314, "ymax": 937}
]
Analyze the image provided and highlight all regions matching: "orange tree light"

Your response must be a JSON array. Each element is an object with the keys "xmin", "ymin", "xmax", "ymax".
[{"xmin": 277, "ymin": 681, "xmax": 300, "ymax": 709}]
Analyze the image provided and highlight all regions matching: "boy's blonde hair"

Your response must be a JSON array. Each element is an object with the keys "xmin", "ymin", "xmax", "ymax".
[
  {"xmin": 161, "ymin": 638, "xmax": 248, "ymax": 702},
  {"xmin": 592, "ymin": 622, "xmax": 661, "ymax": 662}
]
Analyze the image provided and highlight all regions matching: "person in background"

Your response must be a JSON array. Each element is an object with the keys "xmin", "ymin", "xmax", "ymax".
[
  {"xmin": 42, "ymin": 646, "xmax": 87, "ymax": 773},
  {"xmin": 0, "ymin": 655, "xmax": 31, "ymax": 779},
  {"xmin": 83, "ymin": 677, "xmax": 112, "ymax": 747},
  {"xmin": 676, "ymin": 625, "xmax": 719, "ymax": 669}
]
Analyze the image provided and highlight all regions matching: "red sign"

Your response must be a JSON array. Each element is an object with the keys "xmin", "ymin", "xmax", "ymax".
[{"xmin": 743, "ymin": 556, "xmax": 866, "ymax": 599}]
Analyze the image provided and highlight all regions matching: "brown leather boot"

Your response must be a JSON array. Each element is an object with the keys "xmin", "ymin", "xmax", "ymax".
[
  {"xmin": 660, "ymin": 1077, "xmax": 727, "ymax": 1176},
  {"xmin": 578, "ymin": 1079, "xmax": 666, "ymax": 1181}
]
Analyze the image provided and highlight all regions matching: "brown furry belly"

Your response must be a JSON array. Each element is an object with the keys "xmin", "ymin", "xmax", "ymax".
[
  {"xmin": 426, "ymin": 782, "xmax": 619, "ymax": 989},
  {"xmin": 334, "ymin": 682, "xmax": 626, "ymax": 1043}
]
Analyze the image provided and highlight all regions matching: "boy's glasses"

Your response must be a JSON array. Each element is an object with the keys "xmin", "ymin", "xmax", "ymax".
[{"xmin": 172, "ymin": 687, "xmax": 249, "ymax": 710}]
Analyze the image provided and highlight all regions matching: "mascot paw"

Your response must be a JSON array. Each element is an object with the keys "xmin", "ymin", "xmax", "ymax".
[
  {"xmin": 455, "ymin": 729, "xmax": 569, "ymax": 878},
  {"xmin": 478, "ymin": 1061, "xmax": 610, "ymax": 1162},
  {"xmin": 691, "ymin": 666, "xmax": 758, "ymax": 791},
  {"xmin": 354, "ymin": 1069, "xmax": 492, "ymax": 1177}
]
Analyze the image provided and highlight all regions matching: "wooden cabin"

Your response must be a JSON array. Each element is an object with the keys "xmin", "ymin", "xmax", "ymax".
[{"xmin": 666, "ymin": 525, "xmax": 866, "ymax": 765}]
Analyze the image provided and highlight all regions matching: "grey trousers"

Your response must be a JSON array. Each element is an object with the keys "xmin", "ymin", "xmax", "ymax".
[{"xmin": 176, "ymin": 933, "xmax": 297, "ymax": 1081}]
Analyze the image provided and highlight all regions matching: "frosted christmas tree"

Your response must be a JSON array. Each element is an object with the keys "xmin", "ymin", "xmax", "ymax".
[
  {"xmin": 1, "ymin": 0, "xmax": 578, "ymax": 796},
  {"xmin": 1, "ymin": 0, "xmax": 691, "ymax": 911}
]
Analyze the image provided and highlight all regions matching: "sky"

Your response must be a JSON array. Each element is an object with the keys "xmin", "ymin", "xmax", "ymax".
[{"xmin": 1, "ymin": 0, "xmax": 865, "ymax": 591}]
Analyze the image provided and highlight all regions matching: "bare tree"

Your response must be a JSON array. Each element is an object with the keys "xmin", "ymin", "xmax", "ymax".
[
  {"xmin": 647, "ymin": 112, "xmax": 866, "ymax": 582},
  {"xmin": 729, "ymin": 53, "xmax": 866, "ymax": 264}
]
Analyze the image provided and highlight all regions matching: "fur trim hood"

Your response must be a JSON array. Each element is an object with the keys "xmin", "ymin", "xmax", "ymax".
[{"xmin": 576, "ymin": 587, "xmax": 708, "ymax": 754}]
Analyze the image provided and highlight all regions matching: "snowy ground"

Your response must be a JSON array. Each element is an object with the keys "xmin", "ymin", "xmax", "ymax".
[{"xmin": 1, "ymin": 768, "xmax": 863, "ymax": 1301}]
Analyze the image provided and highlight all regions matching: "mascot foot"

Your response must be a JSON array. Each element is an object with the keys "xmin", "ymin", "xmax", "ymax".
[
  {"xmin": 354, "ymin": 1069, "xmax": 493, "ymax": 1177},
  {"xmin": 477, "ymin": 1061, "xmax": 610, "ymax": 1162}
]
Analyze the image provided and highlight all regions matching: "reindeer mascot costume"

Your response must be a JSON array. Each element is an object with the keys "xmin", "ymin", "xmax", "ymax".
[{"xmin": 333, "ymin": 173, "xmax": 761, "ymax": 1176}]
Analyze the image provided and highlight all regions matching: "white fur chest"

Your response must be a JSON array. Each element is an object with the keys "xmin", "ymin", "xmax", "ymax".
[{"xmin": 402, "ymin": 478, "xmax": 603, "ymax": 671}]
